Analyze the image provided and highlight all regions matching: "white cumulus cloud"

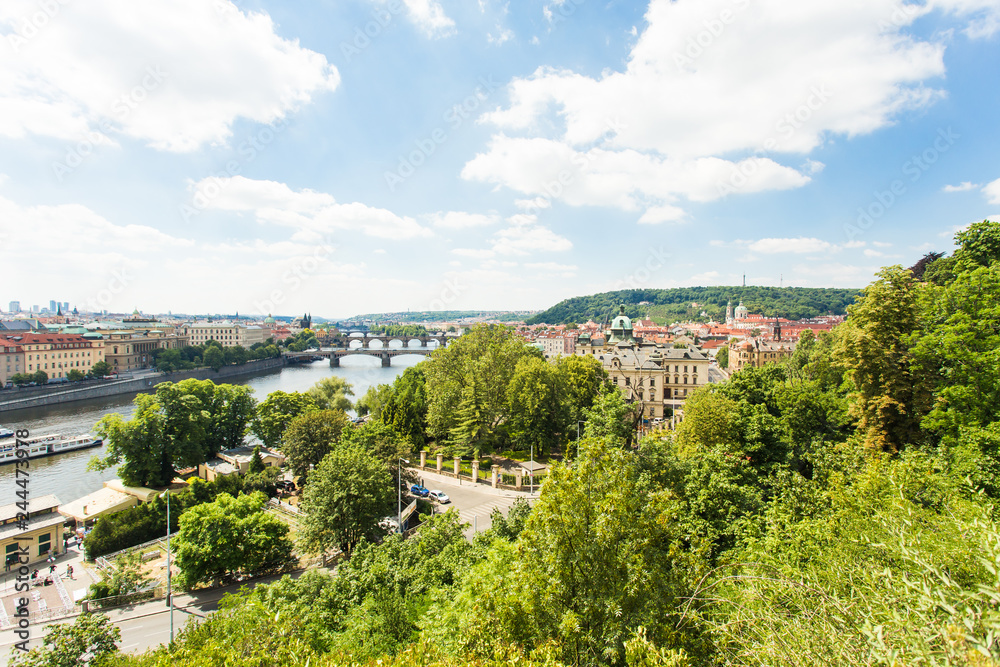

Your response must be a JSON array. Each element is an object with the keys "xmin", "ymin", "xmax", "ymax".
[
  {"xmin": 0, "ymin": 0, "xmax": 339, "ymax": 151},
  {"xmin": 984, "ymin": 177, "xmax": 1000, "ymax": 204}
]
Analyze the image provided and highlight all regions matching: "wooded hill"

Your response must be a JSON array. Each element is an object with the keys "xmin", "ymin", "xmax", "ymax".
[{"xmin": 525, "ymin": 286, "xmax": 860, "ymax": 325}]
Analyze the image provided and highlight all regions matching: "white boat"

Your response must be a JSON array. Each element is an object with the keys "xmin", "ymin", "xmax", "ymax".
[
  {"xmin": 0, "ymin": 433, "xmax": 103, "ymax": 464},
  {"xmin": 0, "ymin": 425, "xmax": 13, "ymax": 439}
]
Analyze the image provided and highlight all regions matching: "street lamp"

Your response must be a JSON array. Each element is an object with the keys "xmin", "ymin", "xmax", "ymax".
[
  {"xmin": 159, "ymin": 489, "xmax": 173, "ymax": 644},
  {"xmin": 397, "ymin": 458, "xmax": 410, "ymax": 534}
]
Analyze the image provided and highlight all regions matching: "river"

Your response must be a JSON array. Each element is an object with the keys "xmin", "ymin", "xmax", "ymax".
[{"xmin": 0, "ymin": 355, "xmax": 423, "ymax": 504}]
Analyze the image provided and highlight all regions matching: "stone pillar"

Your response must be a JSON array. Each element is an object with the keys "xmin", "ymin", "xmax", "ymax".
[
  {"xmin": 330, "ymin": 356, "xmax": 340, "ymax": 367},
  {"xmin": 453, "ymin": 456, "xmax": 461, "ymax": 476},
  {"xmin": 491, "ymin": 465, "xmax": 500, "ymax": 488},
  {"xmin": 471, "ymin": 460, "xmax": 479, "ymax": 482},
  {"xmin": 515, "ymin": 468, "xmax": 523, "ymax": 489},
  {"xmin": 381, "ymin": 353, "xmax": 391, "ymax": 367},
  {"xmin": 436, "ymin": 453, "xmax": 443, "ymax": 472},
  {"xmin": 420, "ymin": 451, "xmax": 427, "ymax": 468}
]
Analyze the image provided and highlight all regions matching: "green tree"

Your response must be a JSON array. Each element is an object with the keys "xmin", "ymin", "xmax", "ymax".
[
  {"xmin": 715, "ymin": 346, "xmax": 729, "ymax": 370},
  {"xmin": 833, "ymin": 266, "xmax": 931, "ymax": 453},
  {"xmin": 251, "ymin": 390, "xmax": 317, "ymax": 450},
  {"xmin": 282, "ymin": 409, "xmax": 352, "ymax": 485},
  {"xmin": 66, "ymin": 369, "xmax": 85, "ymax": 382},
  {"xmin": 506, "ymin": 356, "xmax": 570, "ymax": 455},
  {"xmin": 307, "ymin": 376, "xmax": 355, "ymax": 412},
  {"xmin": 33, "ymin": 370, "xmax": 48, "ymax": 384},
  {"xmin": 356, "ymin": 383, "xmax": 393, "ymax": 418},
  {"xmin": 202, "ymin": 345, "xmax": 225, "ymax": 371},
  {"xmin": 89, "ymin": 361, "xmax": 110, "ymax": 377},
  {"xmin": 297, "ymin": 445, "xmax": 394, "ymax": 556},
  {"xmin": 583, "ymin": 384, "xmax": 640, "ymax": 448},
  {"xmin": 555, "ymin": 354, "xmax": 608, "ymax": 427},
  {"xmin": 174, "ymin": 491, "xmax": 293, "ymax": 588},
  {"xmin": 88, "ymin": 551, "xmax": 151, "ymax": 605},
  {"xmin": 248, "ymin": 445, "xmax": 265, "ymax": 474},
  {"xmin": 380, "ymin": 366, "xmax": 428, "ymax": 448},
  {"xmin": 10, "ymin": 613, "xmax": 121, "ymax": 667},
  {"xmin": 423, "ymin": 324, "xmax": 541, "ymax": 449}
]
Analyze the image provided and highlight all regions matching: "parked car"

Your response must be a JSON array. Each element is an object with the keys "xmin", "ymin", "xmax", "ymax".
[
  {"xmin": 410, "ymin": 484, "xmax": 429, "ymax": 497},
  {"xmin": 428, "ymin": 490, "xmax": 450, "ymax": 504}
]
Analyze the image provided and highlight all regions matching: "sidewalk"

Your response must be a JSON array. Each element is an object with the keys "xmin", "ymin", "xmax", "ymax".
[
  {"xmin": 0, "ymin": 543, "xmax": 97, "ymax": 626},
  {"xmin": 411, "ymin": 468, "xmax": 539, "ymax": 499}
]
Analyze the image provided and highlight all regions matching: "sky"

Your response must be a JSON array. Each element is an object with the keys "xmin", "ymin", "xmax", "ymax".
[{"xmin": 2, "ymin": 0, "xmax": 1000, "ymax": 319}]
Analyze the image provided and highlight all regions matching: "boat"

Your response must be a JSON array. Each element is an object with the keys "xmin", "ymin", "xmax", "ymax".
[
  {"xmin": 0, "ymin": 425, "xmax": 13, "ymax": 439},
  {"xmin": 0, "ymin": 433, "xmax": 103, "ymax": 464}
]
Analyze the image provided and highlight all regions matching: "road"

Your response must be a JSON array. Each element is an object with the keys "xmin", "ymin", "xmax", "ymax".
[{"xmin": 0, "ymin": 472, "xmax": 532, "ymax": 660}]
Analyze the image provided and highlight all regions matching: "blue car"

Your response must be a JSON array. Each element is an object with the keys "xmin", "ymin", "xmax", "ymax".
[{"xmin": 410, "ymin": 484, "xmax": 429, "ymax": 497}]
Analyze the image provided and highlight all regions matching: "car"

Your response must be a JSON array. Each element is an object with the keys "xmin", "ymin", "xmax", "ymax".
[
  {"xmin": 410, "ymin": 484, "xmax": 429, "ymax": 497},
  {"xmin": 428, "ymin": 490, "xmax": 450, "ymax": 504}
]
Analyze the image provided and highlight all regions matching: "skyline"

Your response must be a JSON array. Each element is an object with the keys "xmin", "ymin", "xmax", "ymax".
[{"xmin": 3, "ymin": 0, "xmax": 1000, "ymax": 318}]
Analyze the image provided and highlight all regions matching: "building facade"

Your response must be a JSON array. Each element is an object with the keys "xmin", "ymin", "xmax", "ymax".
[
  {"xmin": 727, "ymin": 336, "xmax": 796, "ymax": 373},
  {"xmin": 3, "ymin": 333, "xmax": 105, "ymax": 379},
  {"xmin": 2, "ymin": 494, "xmax": 64, "ymax": 568},
  {"xmin": 1, "ymin": 340, "xmax": 24, "ymax": 385},
  {"xmin": 179, "ymin": 322, "xmax": 270, "ymax": 348},
  {"xmin": 104, "ymin": 330, "xmax": 190, "ymax": 372}
]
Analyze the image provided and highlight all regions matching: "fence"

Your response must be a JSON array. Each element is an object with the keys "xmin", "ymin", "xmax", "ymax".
[{"xmin": 95, "ymin": 532, "xmax": 176, "ymax": 571}]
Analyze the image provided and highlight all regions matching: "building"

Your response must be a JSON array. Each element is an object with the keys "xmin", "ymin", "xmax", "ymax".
[
  {"xmin": 538, "ymin": 336, "xmax": 576, "ymax": 358},
  {"xmin": 198, "ymin": 446, "xmax": 284, "ymax": 481},
  {"xmin": 8, "ymin": 301, "xmax": 20, "ymax": 314},
  {"xmin": 103, "ymin": 330, "xmax": 189, "ymax": 372},
  {"xmin": 727, "ymin": 323, "xmax": 797, "ymax": 373},
  {"xmin": 577, "ymin": 305, "xmax": 710, "ymax": 420},
  {"xmin": 2, "ymin": 494, "xmax": 65, "ymax": 568},
  {"xmin": 3, "ymin": 332, "xmax": 106, "ymax": 379},
  {"xmin": 1, "ymin": 340, "xmax": 25, "ymax": 385},
  {"xmin": 179, "ymin": 321, "xmax": 271, "ymax": 348}
]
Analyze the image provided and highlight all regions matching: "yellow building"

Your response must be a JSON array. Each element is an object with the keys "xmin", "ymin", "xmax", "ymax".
[
  {"xmin": 576, "ymin": 305, "xmax": 710, "ymax": 420},
  {"xmin": 179, "ymin": 322, "xmax": 270, "ymax": 348},
  {"xmin": 104, "ymin": 330, "xmax": 189, "ymax": 372},
  {"xmin": 727, "ymin": 336, "xmax": 796, "ymax": 373},
  {"xmin": 2, "ymin": 494, "xmax": 65, "ymax": 568},
  {"xmin": 4, "ymin": 333, "xmax": 105, "ymax": 379},
  {"xmin": 1, "ymin": 340, "xmax": 25, "ymax": 385}
]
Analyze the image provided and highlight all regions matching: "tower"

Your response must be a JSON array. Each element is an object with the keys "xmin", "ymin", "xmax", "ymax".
[
  {"xmin": 773, "ymin": 317, "xmax": 781, "ymax": 341},
  {"xmin": 726, "ymin": 300, "xmax": 733, "ymax": 325}
]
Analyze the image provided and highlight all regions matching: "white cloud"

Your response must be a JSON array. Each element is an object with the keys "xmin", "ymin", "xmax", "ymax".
[
  {"xmin": 748, "ymin": 237, "xmax": 834, "ymax": 254},
  {"xmin": 190, "ymin": 176, "xmax": 432, "ymax": 240},
  {"xmin": 0, "ymin": 0, "xmax": 339, "ymax": 151},
  {"xmin": 452, "ymin": 248, "xmax": 495, "ymax": 259},
  {"xmin": 872, "ymin": 241, "xmax": 893, "ymax": 247},
  {"xmin": 863, "ymin": 248, "xmax": 885, "ymax": 258},
  {"xmin": 427, "ymin": 211, "xmax": 502, "ymax": 229},
  {"xmin": 526, "ymin": 261, "xmax": 577, "ymax": 278},
  {"xmin": 488, "ymin": 26, "xmax": 514, "ymax": 45},
  {"xmin": 515, "ymin": 197, "xmax": 552, "ymax": 211},
  {"xmin": 493, "ymin": 225, "xmax": 572, "ymax": 255},
  {"xmin": 401, "ymin": 0, "xmax": 456, "ymax": 37},
  {"xmin": 942, "ymin": 181, "xmax": 980, "ymax": 192},
  {"xmin": 466, "ymin": 0, "xmax": 998, "ymax": 221},
  {"xmin": 983, "ymin": 177, "xmax": 1000, "ymax": 204},
  {"xmin": 638, "ymin": 205, "xmax": 686, "ymax": 224}
]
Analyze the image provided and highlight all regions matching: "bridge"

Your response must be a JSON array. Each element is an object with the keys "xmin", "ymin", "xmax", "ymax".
[
  {"xmin": 321, "ymin": 334, "xmax": 451, "ymax": 349},
  {"xmin": 285, "ymin": 338, "xmax": 448, "ymax": 367}
]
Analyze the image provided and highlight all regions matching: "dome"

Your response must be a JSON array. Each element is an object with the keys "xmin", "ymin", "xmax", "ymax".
[
  {"xmin": 264, "ymin": 313, "xmax": 276, "ymax": 325},
  {"xmin": 606, "ymin": 304, "xmax": 635, "ymax": 345}
]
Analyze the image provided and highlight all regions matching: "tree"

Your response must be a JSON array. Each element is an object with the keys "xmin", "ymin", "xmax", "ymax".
[
  {"xmin": 91, "ymin": 380, "xmax": 252, "ymax": 487},
  {"xmin": 32, "ymin": 370, "xmax": 48, "ymax": 384},
  {"xmin": 716, "ymin": 346, "xmax": 729, "ymax": 370},
  {"xmin": 66, "ymin": 369, "xmax": 85, "ymax": 382},
  {"xmin": 356, "ymin": 383, "xmax": 393, "ymax": 418},
  {"xmin": 89, "ymin": 361, "xmax": 110, "ymax": 377},
  {"xmin": 298, "ymin": 445, "xmax": 394, "ymax": 556},
  {"xmin": 555, "ymin": 354, "xmax": 608, "ymax": 427},
  {"xmin": 506, "ymin": 356, "xmax": 570, "ymax": 455},
  {"xmin": 251, "ymin": 390, "xmax": 317, "ymax": 450},
  {"xmin": 423, "ymin": 324, "xmax": 541, "ymax": 449},
  {"xmin": 174, "ymin": 491, "xmax": 294, "ymax": 588},
  {"xmin": 282, "ymin": 409, "xmax": 351, "ymax": 485},
  {"xmin": 10, "ymin": 613, "xmax": 120, "ymax": 667},
  {"xmin": 307, "ymin": 376, "xmax": 355, "ymax": 412},
  {"xmin": 202, "ymin": 345, "xmax": 225, "ymax": 371},
  {"xmin": 248, "ymin": 445, "xmax": 265, "ymax": 474},
  {"xmin": 88, "ymin": 551, "xmax": 151, "ymax": 605},
  {"xmin": 833, "ymin": 266, "xmax": 931, "ymax": 452},
  {"xmin": 380, "ymin": 366, "xmax": 428, "ymax": 448},
  {"xmin": 583, "ymin": 384, "xmax": 641, "ymax": 448}
]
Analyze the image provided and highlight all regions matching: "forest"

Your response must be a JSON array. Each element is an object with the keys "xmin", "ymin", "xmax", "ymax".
[
  {"xmin": 14, "ymin": 221, "xmax": 1000, "ymax": 667},
  {"xmin": 525, "ymin": 286, "xmax": 860, "ymax": 325}
]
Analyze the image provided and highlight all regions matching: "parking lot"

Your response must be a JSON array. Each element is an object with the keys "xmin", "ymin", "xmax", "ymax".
[{"xmin": 409, "ymin": 469, "xmax": 536, "ymax": 539}]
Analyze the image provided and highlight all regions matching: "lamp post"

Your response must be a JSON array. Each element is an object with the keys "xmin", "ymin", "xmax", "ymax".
[
  {"xmin": 159, "ymin": 489, "xmax": 173, "ymax": 644},
  {"xmin": 397, "ymin": 458, "xmax": 410, "ymax": 533}
]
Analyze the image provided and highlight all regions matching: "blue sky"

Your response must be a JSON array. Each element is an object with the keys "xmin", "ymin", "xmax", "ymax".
[{"xmin": 2, "ymin": 0, "xmax": 999, "ymax": 318}]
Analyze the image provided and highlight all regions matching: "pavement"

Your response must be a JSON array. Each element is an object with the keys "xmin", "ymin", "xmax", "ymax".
[
  {"xmin": 0, "ymin": 540, "xmax": 98, "ymax": 625},
  {"xmin": 410, "ymin": 468, "xmax": 537, "ymax": 539}
]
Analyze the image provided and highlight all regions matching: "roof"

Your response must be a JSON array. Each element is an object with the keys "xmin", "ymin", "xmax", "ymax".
[
  {"xmin": 2, "ymin": 332, "xmax": 96, "ymax": 346},
  {"xmin": 104, "ymin": 479, "xmax": 161, "ymax": 503},
  {"xmin": 202, "ymin": 458, "xmax": 238, "ymax": 476},
  {"xmin": 0, "ymin": 494, "xmax": 61, "ymax": 522},
  {"xmin": 59, "ymin": 488, "xmax": 137, "ymax": 522},
  {"xmin": 0, "ymin": 510, "xmax": 65, "ymax": 542}
]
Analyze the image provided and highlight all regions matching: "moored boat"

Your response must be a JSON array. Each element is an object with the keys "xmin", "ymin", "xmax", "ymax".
[{"xmin": 0, "ymin": 433, "xmax": 103, "ymax": 464}]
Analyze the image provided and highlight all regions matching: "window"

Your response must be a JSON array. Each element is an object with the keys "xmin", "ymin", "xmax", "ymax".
[{"xmin": 38, "ymin": 532, "xmax": 51, "ymax": 556}]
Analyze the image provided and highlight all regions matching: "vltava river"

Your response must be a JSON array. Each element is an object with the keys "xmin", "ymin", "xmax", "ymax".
[{"xmin": 0, "ymin": 355, "xmax": 422, "ymax": 504}]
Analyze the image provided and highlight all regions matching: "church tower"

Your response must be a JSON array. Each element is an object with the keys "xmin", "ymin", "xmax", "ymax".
[{"xmin": 726, "ymin": 300, "xmax": 733, "ymax": 325}]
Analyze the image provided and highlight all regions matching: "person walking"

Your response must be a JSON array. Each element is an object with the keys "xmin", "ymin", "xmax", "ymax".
[{"xmin": 66, "ymin": 565, "xmax": 74, "ymax": 579}]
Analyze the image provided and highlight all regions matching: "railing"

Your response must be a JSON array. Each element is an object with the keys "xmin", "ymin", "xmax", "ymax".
[{"xmin": 94, "ymin": 532, "xmax": 177, "ymax": 570}]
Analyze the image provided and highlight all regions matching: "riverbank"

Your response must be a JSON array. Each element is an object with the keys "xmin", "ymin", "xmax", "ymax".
[{"xmin": 0, "ymin": 357, "xmax": 286, "ymax": 413}]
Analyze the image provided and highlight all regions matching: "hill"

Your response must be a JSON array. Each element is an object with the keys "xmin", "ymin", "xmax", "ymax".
[{"xmin": 525, "ymin": 286, "xmax": 860, "ymax": 325}]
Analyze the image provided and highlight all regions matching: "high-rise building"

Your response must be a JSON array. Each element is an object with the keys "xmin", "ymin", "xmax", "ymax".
[
  {"xmin": 62, "ymin": 302, "xmax": 69, "ymax": 312},
  {"xmin": 32, "ymin": 305, "xmax": 40, "ymax": 313},
  {"xmin": 48, "ymin": 300, "xmax": 56, "ymax": 313},
  {"xmin": 8, "ymin": 301, "xmax": 20, "ymax": 314}
]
